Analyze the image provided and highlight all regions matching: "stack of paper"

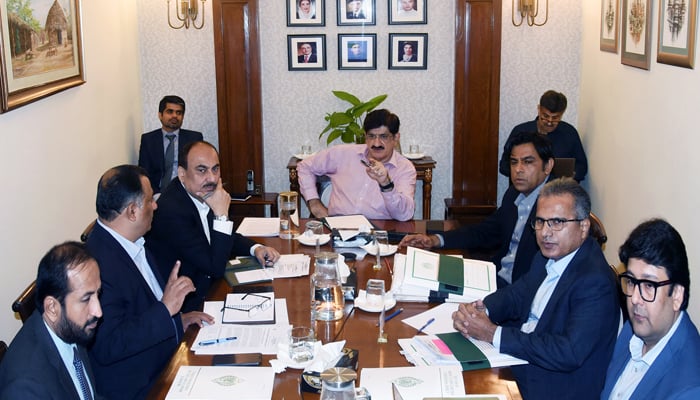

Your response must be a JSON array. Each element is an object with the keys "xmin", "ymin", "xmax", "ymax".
[
  {"xmin": 390, "ymin": 248, "xmax": 497, "ymax": 303},
  {"xmin": 225, "ymin": 254, "xmax": 310, "ymax": 286},
  {"xmin": 165, "ymin": 366, "xmax": 274, "ymax": 399},
  {"xmin": 235, "ymin": 217, "xmax": 279, "ymax": 237},
  {"xmin": 360, "ymin": 366, "xmax": 465, "ymax": 400}
]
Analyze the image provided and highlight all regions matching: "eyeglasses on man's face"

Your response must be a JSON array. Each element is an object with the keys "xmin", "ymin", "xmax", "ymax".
[
  {"xmin": 223, "ymin": 293, "xmax": 272, "ymax": 317},
  {"xmin": 538, "ymin": 110, "xmax": 563, "ymax": 123},
  {"xmin": 531, "ymin": 217, "xmax": 582, "ymax": 231},
  {"xmin": 619, "ymin": 274, "xmax": 674, "ymax": 303},
  {"xmin": 365, "ymin": 133, "xmax": 393, "ymax": 142}
]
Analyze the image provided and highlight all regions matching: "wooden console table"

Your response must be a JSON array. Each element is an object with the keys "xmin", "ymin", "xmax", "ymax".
[{"xmin": 287, "ymin": 155, "xmax": 436, "ymax": 218}]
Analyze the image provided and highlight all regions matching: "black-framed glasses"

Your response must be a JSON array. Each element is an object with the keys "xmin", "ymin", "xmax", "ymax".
[
  {"xmin": 531, "ymin": 217, "xmax": 582, "ymax": 231},
  {"xmin": 223, "ymin": 293, "xmax": 272, "ymax": 317},
  {"xmin": 619, "ymin": 275, "xmax": 674, "ymax": 303}
]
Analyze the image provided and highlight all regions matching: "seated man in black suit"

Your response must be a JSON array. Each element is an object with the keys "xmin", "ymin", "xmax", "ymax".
[
  {"xmin": 452, "ymin": 178, "xmax": 619, "ymax": 399},
  {"xmin": 0, "ymin": 242, "xmax": 103, "ymax": 399},
  {"xmin": 86, "ymin": 165, "xmax": 212, "ymax": 400},
  {"xmin": 138, "ymin": 95, "xmax": 203, "ymax": 194},
  {"xmin": 400, "ymin": 132, "xmax": 554, "ymax": 287},
  {"xmin": 146, "ymin": 141, "xmax": 280, "ymax": 312}
]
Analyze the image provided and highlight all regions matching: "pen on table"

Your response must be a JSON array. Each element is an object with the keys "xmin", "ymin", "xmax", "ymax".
[
  {"xmin": 416, "ymin": 317, "xmax": 435, "ymax": 334},
  {"xmin": 376, "ymin": 307, "xmax": 404, "ymax": 326},
  {"xmin": 198, "ymin": 336, "xmax": 237, "ymax": 346}
]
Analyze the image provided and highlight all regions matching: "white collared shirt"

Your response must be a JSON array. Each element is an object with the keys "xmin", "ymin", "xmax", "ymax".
[{"xmin": 44, "ymin": 319, "xmax": 94, "ymax": 400}]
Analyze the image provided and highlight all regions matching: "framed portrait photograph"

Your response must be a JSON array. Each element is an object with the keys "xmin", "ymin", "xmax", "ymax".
[
  {"xmin": 621, "ymin": 0, "xmax": 652, "ymax": 69},
  {"xmin": 388, "ymin": 0, "xmax": 427, "ymax": 25},
  {"xmin": 288, "ymin": 34, "xmax": 326, "ymax": 71},
  {"xmin": 338, "ymin": 34, "xmax": 376, "ymax": 70},
  {"xmin": 0, "ymin": 0, "xmax": 85, "ymax": 112},
  {"xmin": 389, "ymin": 33, "xmax": 427, "ymax": 70},
  {"xmin": 287, "ymin": 0, "xmax": 325, "ymax": 27},
  {"xmin": 338, "ymin": 0, "xmax": 376, "ymax": 26},
  {"xmin": 657, "ymin": 0, "xmax": 697, "ymax": 68},
  {"xmin": 600, "ymin": 0, "xmax": 619, "ymax": 53}
]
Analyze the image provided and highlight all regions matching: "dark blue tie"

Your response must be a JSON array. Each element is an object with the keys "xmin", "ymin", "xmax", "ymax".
[
  {"xmin": 161, "ymin": 134, "xmax": 176, "ymax": 190},
  {"xmin": 73, "ymin": 347, "xmax": 93, "ymax": 400}
]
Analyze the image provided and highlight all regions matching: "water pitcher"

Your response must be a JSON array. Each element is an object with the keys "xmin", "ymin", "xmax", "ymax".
[
  {"xmin": 311, "ymin": 252, "xmax": 345, "ymax": 321},
  {"xmin": 278, "ymin": 191, "xmax": 300, "ymax": 239}
]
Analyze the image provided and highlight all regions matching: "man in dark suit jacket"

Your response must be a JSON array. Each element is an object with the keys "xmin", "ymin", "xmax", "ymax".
[
  {"xmin": 86, "ymin": 165, "xmax": 212, "ymax": 400},
  {"xmin": 297, "ymin": 42, "xmax": 317, "ymax": 63},
  {"xmin": 601, "ymin": 219, "xmax": 700, "ymax": 399},
  {"xmin": 146, "ymin": 141, "xmax": 280, "ymax": 312},
  {"xmin": 401, "ymin": 132, "xmax": 555, "ymax": 287},
  {"xmin": 346, "ymin": 0, "xmax": 366, "ymax": 18},
  {"xmin": 138, "ymin": 95, "xmax": 203, "ymax": 193},
  {"xmin": 453, "ymin": 178, "xmax": 620, "ymax": 399},
  {"xmin": 0, "ymin": 242, "xmax": 103, "ymax": 400}
]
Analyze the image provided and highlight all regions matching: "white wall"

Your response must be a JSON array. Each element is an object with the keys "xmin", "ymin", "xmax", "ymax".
[
  {"xmin": 0, "ymin": 1, "xmax": 143, "ymax": 342},
  {"xmin": 579, "ymin": 3, "xmax": 700, "ymax": 321}
]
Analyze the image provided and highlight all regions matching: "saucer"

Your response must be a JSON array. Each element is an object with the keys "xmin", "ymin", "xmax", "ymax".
[
  {"xmin": 361, "ymin": 243, "xmax": 398, "ymax": 256},
  {"xmin": 403, "ymin": 152, "xmax": 425, "ymax": 160},
  {"xmin": 296, "ymin": 234, "xmax": 331, "ymax": 246},
  {"xmin": 293, "ymin": 153, "xmax": 316, "ymax": 160},
  {"xmin": 355, "ymin": 293, "xmax": 397, "ymax": 313}
]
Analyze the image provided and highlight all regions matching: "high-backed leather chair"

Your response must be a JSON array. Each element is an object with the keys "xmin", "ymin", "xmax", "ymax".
[
  {"xmin": 12, "ymin": 281, "xmax": 36, "ymax": 323},
  {"xmin": 589, "ymin": 212, "xmax": 608, "ymax": 249},
  {"xmin": 80, "ymin": 219, "xmax": 96, "ymax": 242}
]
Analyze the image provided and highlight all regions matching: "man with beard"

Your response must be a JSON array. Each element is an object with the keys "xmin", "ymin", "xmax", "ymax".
[
  {"xmin": 86, "ymin": 165, "xmax": 213, "ymax": 399},
  {"xmin": 146, "ymin": 141, "xmax": 280, "ymax": 312},
  {"xmin": 0, "ymin": 242, "xmax": 103, "ymax": 399},
  {"xmin": 297, "ymin": 109, "xmax": 416, "ymax": 221},
  {"xmin": 138, "ymin": 95, "xmax": 203, "ymax": 194}
]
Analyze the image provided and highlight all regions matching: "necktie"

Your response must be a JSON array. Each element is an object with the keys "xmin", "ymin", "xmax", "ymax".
[
  {"xmin": 73, "ymin": 347, "xmax": 93, "ymax": 400},
  {"xmin": 304, "ymin": 55, "xmax": 309, "ymax": 63},
  {"xmin": 161, "ymin": 134, "xmax": 176, "ymax": 190}
]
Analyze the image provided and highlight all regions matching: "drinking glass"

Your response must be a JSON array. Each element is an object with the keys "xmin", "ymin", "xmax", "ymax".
[
  {"xmin": 373, "ymin": 230, "xmax": 389, "ymax": 271},
  {"xmin": 409, "ymin": 144, "xmax": 420, "ymax": 154},
  {"xmin": 305, "ymin": 220, "xmax": 324, "ymax": 254},
  {"xmin": 289, "ymin": 326, "xmax": 315, "ymax": 363},
  {"xmin": 301, "ymin": 144, "xmax": 313, "ymax": 155},
  {"xmin": 366, "ymin": 279, "xmax": 387, "ymax": 343}
]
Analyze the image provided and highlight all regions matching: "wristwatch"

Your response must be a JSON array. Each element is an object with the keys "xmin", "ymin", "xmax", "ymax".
[
  {"xmin": 379, "ymin": 179, "xmax": 394, "ymax": 192},
  {"xmin": 214, "ymin": 215, "xmax": 229, "ymax": 222}
]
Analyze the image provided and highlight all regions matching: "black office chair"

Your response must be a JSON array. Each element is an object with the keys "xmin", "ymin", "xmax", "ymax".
[
  {"xmin": 12, "ymin": 281, "xmax": 36, "ymax": 323},
  {"xmin": 0, "ymin": 340, "xmax": 7, "ymax": 364},
  {"xmin": 80, "ymin": 219, "xmax": 96, "ymax": 242}
]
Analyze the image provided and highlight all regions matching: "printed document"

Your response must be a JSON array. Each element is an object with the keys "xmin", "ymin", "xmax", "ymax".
[{"xmin": 165, "ymin": 366, "xmax": 274, "ymax": 399}]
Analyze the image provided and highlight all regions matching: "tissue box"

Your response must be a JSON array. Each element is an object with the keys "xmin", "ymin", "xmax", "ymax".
[{"xmin": 300, "ymin": 348, "xmax": 359, "ymax": 394}]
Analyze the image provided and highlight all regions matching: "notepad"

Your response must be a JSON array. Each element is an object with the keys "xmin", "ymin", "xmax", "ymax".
[{"xmin": 222, "ymin": 292, "xmax": 275, "ymax": 324}]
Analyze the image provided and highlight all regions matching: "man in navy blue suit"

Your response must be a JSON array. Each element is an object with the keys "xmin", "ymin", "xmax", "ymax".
[
  {"xmin": 601, "ymin": 219, "xmax": 700, "ymax": 399},
  {"xmin": 138, "ymin": 95, "xmax": 203, "ymax": 194},
  {"xmin": 400, "ymin": 132, "xmax": 555, "ymax": 287},
  {"xmin": 86, "ymin": 165, "xmax": 213, "ymax": 400},
  {"xmin": 453, "ymin": 178, "xmax": 619, "ymax": 399}
]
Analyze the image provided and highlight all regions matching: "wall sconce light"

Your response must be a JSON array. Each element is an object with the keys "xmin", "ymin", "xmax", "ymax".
[
  {"xmin": 167, "ymin": 0, "xmax": 206, "ymax": 29},
  {"xmin": 512, "ymin": 0, "xmax": 548, "ymax": 27}
]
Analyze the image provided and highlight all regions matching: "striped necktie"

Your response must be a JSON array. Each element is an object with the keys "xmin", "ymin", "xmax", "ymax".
[
  {"xmin": 73, "ymin": 347, "xmax": 93, "ymax": 400},
  {"xmin": 161, "ymin": 134, "xmax": 176, "ymax": 190}
]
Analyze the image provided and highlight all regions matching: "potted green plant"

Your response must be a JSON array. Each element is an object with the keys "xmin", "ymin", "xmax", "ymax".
[{"xmin": 319, "ymin": 91, "xmax": 388, "ymax": 145}]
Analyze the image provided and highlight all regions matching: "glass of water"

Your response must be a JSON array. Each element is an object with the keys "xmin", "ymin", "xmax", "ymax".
[{"xmin": 373, "ymin": 230, "xmax": 389, "ymax": 271}]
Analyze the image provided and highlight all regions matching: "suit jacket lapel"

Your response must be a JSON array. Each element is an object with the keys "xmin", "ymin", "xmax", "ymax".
[{"xmin": 35, "ymin": 315, "xmax": 84, "ymax": 399}]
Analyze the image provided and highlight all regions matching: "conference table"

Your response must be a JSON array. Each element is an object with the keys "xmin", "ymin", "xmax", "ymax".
[{"xmin": 147, "ymin": 220, "xmax": 522, "ymax": 399}]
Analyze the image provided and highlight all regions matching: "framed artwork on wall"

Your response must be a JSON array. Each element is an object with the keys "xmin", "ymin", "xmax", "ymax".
[
  {"xmin": 0, "ymin": 0, "xmax": 85, "ymax": 113},
  {"xmin": 338, "ymin": 33, "xmax": 377, "ymax": 70},
  {"xmin": 388, "ymin": 0, "xmax": 427, "ymax": 25},
  {"xmin": 287, "ymin": 0, "xmax": 325, "ymax": 27},
  {"xmin": 621, "ymin": 0, "xmax": 652, "ymax": 69},
  {"xmin": 600, "ymin": 0, "xmax": 620, "ymax": 52},
  {"xmin": 338, "ymin": 0, "xmax": 376, "ymax": 26},
  {"xmin": 657, "ymin": 0, "xmax": 697, "ymax": 68},
  {"xmin": 389, "ymin": 33, "xmax": 427, "ymax": 70},
  {"xmin": 288, "ymin": 34, "xmax": 326, "ymax": 71}
]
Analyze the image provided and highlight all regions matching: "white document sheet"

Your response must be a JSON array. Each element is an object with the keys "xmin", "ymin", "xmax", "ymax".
[
  {"xmin": 165, "ymin": 366, "xmax": 274, "ymax": 400},
  {"xmin": 402, "ymin": 302, "xmax": 459, "ymax": 335},
  {"xmin": 324, "ymin": 215, "xmax": 373, "ymax": 231},
  {"xmin": 192, "ymin": 299, "xmax": 290, "ymax": 355},
  {"xmin": 235, "ymin": 217, "xmax": 280, "ymax": 237},
  {"xmin": 232, "ymin": 254, "xmax": 310, "ymax": 284},
  {"xmin": 360, "ymin": 366, "xmax": 465, "ymax": 400}
]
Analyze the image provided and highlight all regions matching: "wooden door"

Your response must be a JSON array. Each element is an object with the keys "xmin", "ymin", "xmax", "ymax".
[
  {"xmin": 449, "ymin": 0, "xmax": 501, "ymax": 223},
  {"xmin": 212, "ymin": 0, "xmax": 264, "ymax": 193}
]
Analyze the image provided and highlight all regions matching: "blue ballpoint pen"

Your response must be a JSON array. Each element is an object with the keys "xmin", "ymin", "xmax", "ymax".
[
  {"xmin": 198, "ymin": 336, "xmax": 237, "ymax": 346},
  {"xmin": 416, "ymin": 317, "xmax": 435, "ymax": 334},
  {"xmin": 376, "ymin": 307, "xmax": 404, "ymax": 326}
]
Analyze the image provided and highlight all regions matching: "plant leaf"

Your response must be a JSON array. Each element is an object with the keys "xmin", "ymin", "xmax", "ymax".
[
  {"xmin": 326, "ymin": 129, "xmax": 343, "ymax": 145},
  {"xmin": 333, "ymin": 90, "xmax": 361, "ymax": 106}
]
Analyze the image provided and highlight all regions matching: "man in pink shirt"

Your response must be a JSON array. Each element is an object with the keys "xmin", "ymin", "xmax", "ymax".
[{"xmin": 297, "ymin": 109, "xmax": 416, "ymax": 221}]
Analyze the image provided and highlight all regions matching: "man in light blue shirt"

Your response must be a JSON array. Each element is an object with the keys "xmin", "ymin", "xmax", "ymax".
[
  {"xmin": 0, "ymin": 242, "xmax": 103, "ymax": 400},
  {"xmin": 601, "ymin": 219, "xmax": 700, "ymax": 400}
]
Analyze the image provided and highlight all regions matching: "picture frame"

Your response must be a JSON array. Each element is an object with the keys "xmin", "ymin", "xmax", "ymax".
[
  {"xmin": 0, "ymin": 0, "xmax": 85, "ymax": 112},
  {"xmin": 338, "ymin": 0, "xmax": 376, "ymax": 26},
  {"xmin": 338, "ymin": 33, "xmax": 377, "ymax": 70},
  {"xmin": 287, "ymin": 0, "xmax": 325, "ymax": 27},
  {"xmin": 388, "ymin": 0, "xmax": 427, "ymax": 25},
  {"xmin": 657, "ymin": 0, "xmax": 697, "ymax": 68},
  {"xmin": 600, "ymin": 0, "xmax": 619, "ymax": 53},
  {"xmin": 621, "ymin": 0, "xmax": 652, "ymax": 69},
  {"xmin": 388, "ymin": 33, "xmax": 427, "ymax": 70},
  {"xmin": 287, "ymin": 34, "xmax": 326, "ymax": 71}
]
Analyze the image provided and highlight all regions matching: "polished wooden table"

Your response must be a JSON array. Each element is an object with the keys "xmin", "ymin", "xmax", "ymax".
[
  {"xmin": 287, "ymin": 155, "xmax": 437, "ymax": 219},
  {"xmin": 148, "ymin": 220, "xmax": 521, "ymax": 399}
]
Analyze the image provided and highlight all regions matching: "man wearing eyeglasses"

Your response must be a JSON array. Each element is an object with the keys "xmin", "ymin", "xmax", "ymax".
[
  {"xmin": 498, "ymin": 90, "xmax": 588, "ymax": 182},
  {"xmin": 601, "ymin": 219, "xmax": 700, "ymax": 400},
  {"xmin": 452, "ymin": 178, "xmax": 619, "ymax": 399},
  {"xmin": 401, "ymin": 132, "xmax": 553, "ymax": 287},
  {"xmin": 297, "ymin": 109, "xmax": 416, "ymax": 221}
]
